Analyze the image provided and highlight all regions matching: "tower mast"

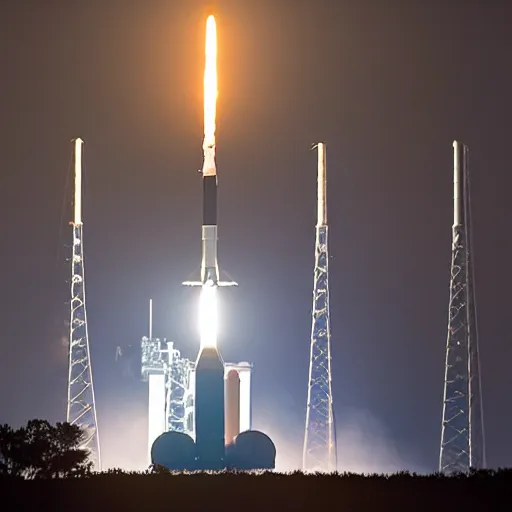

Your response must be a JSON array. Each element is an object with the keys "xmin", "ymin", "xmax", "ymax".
[
  {"xmin": 439, "ymin": 141, "xmax": 486, "ymax": 473},
  {"xmin": 66, "ymin": 138, "xmax": 101, "ymax": 470},
  {"xmin": 303, "ymin": 143, "xmax": 336, "ymax": 472}
]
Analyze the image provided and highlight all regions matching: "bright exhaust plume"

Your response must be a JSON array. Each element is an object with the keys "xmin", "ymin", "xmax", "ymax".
[
  {"xmin": 199, "ymin": 285, "xmax": 218, "ymax": 348},
  {"xmin": 199, "ymin": 15, "xmax": 219, "ymax": 350},
  {"xmin": 203, "ymin": 14, "xmax": 217, "ymax": 149}
]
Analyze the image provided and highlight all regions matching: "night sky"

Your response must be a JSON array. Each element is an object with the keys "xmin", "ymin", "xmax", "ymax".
[{"xmin": 1, "ymin": 0, "xmax": 511, "ymax": 472}]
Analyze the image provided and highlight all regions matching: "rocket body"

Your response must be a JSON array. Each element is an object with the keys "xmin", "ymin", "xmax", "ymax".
[
  {"xmin": 201, "ymin": 143, "xmax": 219, "ymax": 285},
  {"xmin": 194, "ymin": 345, "xmax": 225, "ymax": 469},
  {"xmin": 182, "ymin": 15, "xmax": 236, "ymax": 289},
  {"xmin": 183, "ymin": 144, "xmax": 236, "ymax": 288}
]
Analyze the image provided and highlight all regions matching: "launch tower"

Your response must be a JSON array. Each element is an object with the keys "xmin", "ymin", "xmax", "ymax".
[
  {"xmin": 141, "ymin": 300, "xmax": 194, "ymax": 465},
  {"xmin": 140, "ymin": 301, "xmax": 252, "ymax": 465},
  {"xmin": 66, "ymin": 138, "xmax": 101, "ymax": 470},
  {"xmin": 303, "ymin": 143, "xmax": 336, "ymax": 472},
  {"xmin": 439, "ymin": 141, "xmax": 486, "ymax": 473}
]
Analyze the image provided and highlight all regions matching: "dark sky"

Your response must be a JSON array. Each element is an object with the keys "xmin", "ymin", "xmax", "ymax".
[{"xmin": 1, "ymin": 0, "xmax": 511, "ymax": 472}]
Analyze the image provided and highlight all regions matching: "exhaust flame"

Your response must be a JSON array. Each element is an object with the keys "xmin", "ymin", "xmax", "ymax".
[
  {"xmin": 203, "ymin": 15, "xmax": 217, "ymax": 150},
  {"xmin": 199, "ymin": 15, "xmax": 219, "ymax": 349},
  {"xmin": 199, "ymin": 285, "xmax": 218, "ymax": 349}
]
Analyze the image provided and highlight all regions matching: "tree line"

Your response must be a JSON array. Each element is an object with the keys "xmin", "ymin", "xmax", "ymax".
[{"xmin": 0, "ymin": 419, "xmax": 91, "ymax": 478}]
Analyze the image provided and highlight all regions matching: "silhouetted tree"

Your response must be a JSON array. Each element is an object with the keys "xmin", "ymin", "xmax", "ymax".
[
  {"xmin": 0, "ymin": 419, "xmax": 92, "ymax": 478},
  {"xmin": 0, "ymin": 424, "xmax": 26, "ymax": 476}
]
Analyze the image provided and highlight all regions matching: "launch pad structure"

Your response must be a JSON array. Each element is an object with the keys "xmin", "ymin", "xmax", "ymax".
[
  {"xmin": 66, "ymin": 138, "xmax": 101, "ymax": 471},
  {"xmin": 439, "ymin": 141, "xmax": 486, "ymax": 473},
  {"xmin": 140, "ymin": 303, "xmax": 253, "ymax": 466},
  {"xmin": 303, "ymin": 143, "xmax": 336, "ymax": 473}
]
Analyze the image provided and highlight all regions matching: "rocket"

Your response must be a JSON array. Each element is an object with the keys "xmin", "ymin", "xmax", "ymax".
[
  {"xmin": 183, "ymin": 15, "xmax": 236, "ymax": 289},
  {"xmin": 182, "ymin": 141, "xmax": 236, "ymax": 287},
  {"xmin": 201, "ymin": 142, "xmax": 219, "ymax": 285},
  {"xmin": 182, "ymin": 136, "xmax": 238, "ymax": 287}
]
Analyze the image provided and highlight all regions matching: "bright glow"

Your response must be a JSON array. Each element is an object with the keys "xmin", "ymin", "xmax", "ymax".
[
  {"xmin": 199, "ymin": 15, "xmax": 219, "ymax": 349},
  {"xmin": 199, "ymin": 284, "xmax": 218, "ymax": 348},
  {"xmin": 204, "ymin": 15, "xmax": 217, "ymax": 148},
  {"xmin": 74, "ymin": 138, "xmax": 83, "ymax": 225}
]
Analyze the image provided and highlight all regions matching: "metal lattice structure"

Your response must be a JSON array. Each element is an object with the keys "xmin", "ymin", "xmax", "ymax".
[
  {"xmin": 67, "ymin": 138, "xmax": 101, "ymax": 470},
  {"xmin": 140, "ymin": 302, "xmax": 253, "ymax": 463},
  {"xmin": 141, "ymin": 336, "xmax": 194, "ymax": 436},
  {"xmin": 165, "ymin": 344, "xmax": 194, "ymax": 434},
  {"xmin": 303, "ymin": 143, "xmax": 336, "ymax": 472},
  {"xmin": 439, "ymin": 141, "xmax": 486, "ymax": 474},
  {"xmin": 141, "ymin": 336, "xmax": 165, "ymax": 379},
  {"xmin": 141, "ymin": 335, "xmax": 166, "ymax": 464},
  {"xmin": 141, "ymin": 318, "xmax": 195, "ymax": 464}
]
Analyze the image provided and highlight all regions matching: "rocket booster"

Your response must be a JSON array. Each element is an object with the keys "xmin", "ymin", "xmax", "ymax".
[
  {"xmin": 182, "ymin": 142, "xmax": 236, "ymax": 287},
  {"xmin": 201, "ymin": 142, "xmax": 219, "ymax": 285},
  {"xmin": 183, "ymin": 16, "xmax": 236, "ymax": 288}
]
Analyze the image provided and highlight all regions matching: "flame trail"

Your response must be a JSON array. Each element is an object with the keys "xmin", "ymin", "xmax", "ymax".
[
  {"xmin": 199, "ymin": 284, "xmax": 218, "ymax": 349},
  {"xmin": 203, "ymin": 14, "xmax": 217, "ymax": 158},
  {"xmin": 199, "ymin": 15, "xmax": 219, "ymax": 349}
]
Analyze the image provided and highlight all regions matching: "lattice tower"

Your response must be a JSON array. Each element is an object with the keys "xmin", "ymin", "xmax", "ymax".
[
  {"xmin": 303, "ymin": 143, "xmax": 337, "ymax": 472},
  {"xmin": 439, "ymin": 141, "xmax": 486, "ymax": 473},
  {"xmin": 67, "ymin": 138, "xmax": 101, "ymax": 470}
]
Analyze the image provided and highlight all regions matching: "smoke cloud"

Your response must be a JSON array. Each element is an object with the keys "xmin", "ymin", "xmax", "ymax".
[
  {"xmin": 334, "ymin": 407, "xmax": 427, "ymax": 474},
  {"xmin": 97, "ymin": 399, "xmax": 148, "ymax": 471},
  {"xmin": 253, "ymin": 392, "xmax": 428, "ymax": 474},
  {"xmin": 94, "ymin": 388, "xmax": 428, "ymax": 474}
]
